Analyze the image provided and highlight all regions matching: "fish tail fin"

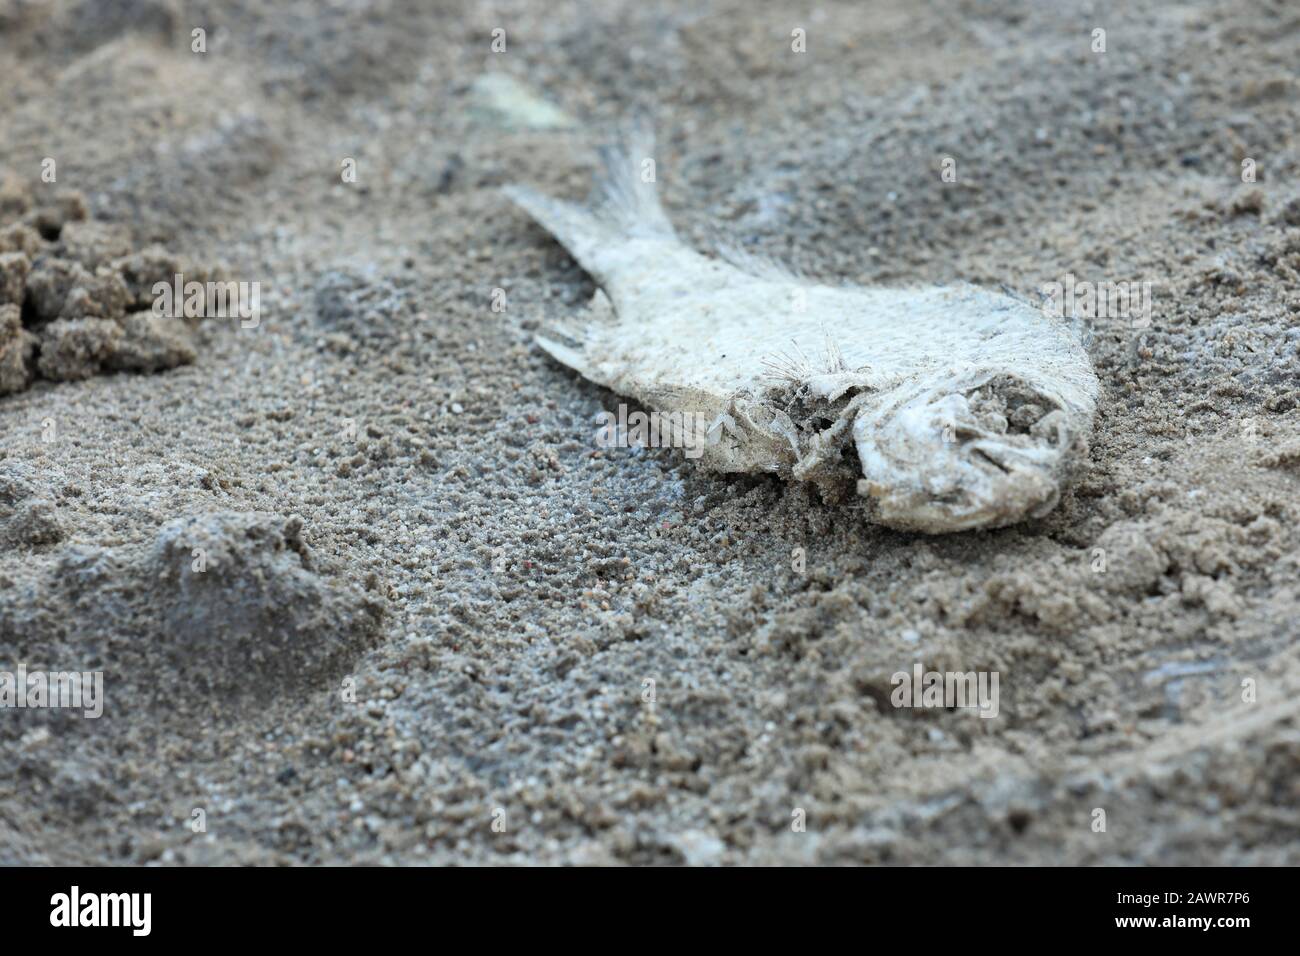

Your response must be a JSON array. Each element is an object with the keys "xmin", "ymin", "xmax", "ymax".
[
  {"xmin": 504, "ymin": 184, "xmax": 612, "ymax": 279},
  {"xmin": 504, "ymin": 120, "xmax": 675, "ymax": 283},
  {"xmin": 590, "ymin": 119, "xmax": 676, "ymax": 239}
]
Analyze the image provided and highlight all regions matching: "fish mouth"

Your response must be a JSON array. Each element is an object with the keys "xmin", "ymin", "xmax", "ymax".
[{"xmin": 852, "ymin": 369, "xmax": 1081, "ymax": 533}]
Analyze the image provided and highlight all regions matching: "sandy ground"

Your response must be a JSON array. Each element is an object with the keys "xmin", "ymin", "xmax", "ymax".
[{"xmin": 1, "ymin": 0, "xmax": 1298, "ymax": 865}]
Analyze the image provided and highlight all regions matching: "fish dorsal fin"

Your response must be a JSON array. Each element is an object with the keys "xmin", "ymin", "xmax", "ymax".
[{"xmin": 713, "ymin": 241, "xmax": 811, "ymax": 284}]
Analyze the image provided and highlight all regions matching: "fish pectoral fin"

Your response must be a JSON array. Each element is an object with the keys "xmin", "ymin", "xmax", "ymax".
[
  {"xmin": 638, "ymin": 384, "xmax": 687, "ymax": 406},
  {"xmin": 636, "ymin": 384, "xmax": 732, "ymax": 416}
]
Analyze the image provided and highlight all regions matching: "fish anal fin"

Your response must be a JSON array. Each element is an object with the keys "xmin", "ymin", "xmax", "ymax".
[{"xmin": 536, "ymin": 332, "xmax": 592, "ymax": 374}]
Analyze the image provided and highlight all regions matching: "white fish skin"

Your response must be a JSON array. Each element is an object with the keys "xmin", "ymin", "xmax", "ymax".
[{"xmin": 506, "ymin": 133, "xmax": 1099, "ymax": 533}]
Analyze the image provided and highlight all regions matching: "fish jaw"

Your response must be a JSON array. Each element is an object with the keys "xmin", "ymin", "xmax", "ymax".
[{"xmin": 852, "ymin": 367, "xmax": 1093, "ymax": 533}]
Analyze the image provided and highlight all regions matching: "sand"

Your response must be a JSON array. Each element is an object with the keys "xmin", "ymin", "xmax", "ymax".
[{"xmin": 1, "ymin": 0, "xmax": 1298, "ymax": 865}]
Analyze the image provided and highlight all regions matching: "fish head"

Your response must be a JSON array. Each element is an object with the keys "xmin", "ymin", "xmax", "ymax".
[{"xmin": 852, "ymin": 368, "xmax": 1090, "ymax": 533}]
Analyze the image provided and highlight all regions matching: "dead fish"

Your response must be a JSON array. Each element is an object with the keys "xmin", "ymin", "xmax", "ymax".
[{"xmin": 506, "ymin": 131, "xmax": 1099, "ymax": 533}]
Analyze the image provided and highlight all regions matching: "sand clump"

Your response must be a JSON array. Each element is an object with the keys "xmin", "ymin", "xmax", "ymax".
[
  {"xmin": 0, "ymin": 169, "xmax": 206, "ymax": 394},
  {"xmin": 0, "ymin": 461, "xmax": 64, "ymax": 549},
  {"xmin": 149, "ymin": 511, "xmax": 387, "ymax": 698},
  {"xmin": 0, "ymin": 504, "xmax": 386, "ymax": 714}
]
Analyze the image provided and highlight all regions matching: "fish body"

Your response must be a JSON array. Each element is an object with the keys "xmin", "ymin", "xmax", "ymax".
[{"xmin": 507, "ymin": 135, "xmax": 1099, "ymax": 533}]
